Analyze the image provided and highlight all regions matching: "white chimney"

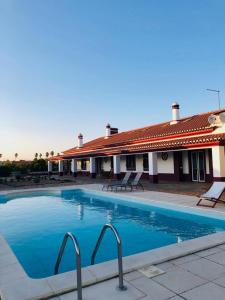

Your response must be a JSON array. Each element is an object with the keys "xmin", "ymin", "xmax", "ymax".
[
  {"xmin": 170, "ymin": 102, "xmax": 180, "ymax": 125},
  {"xmin": 105, "ymin": 123, "xmax": 111, "ymax": 138},
  {"xmin": 77, "ymin": 133, "xmax": 83, "ymax": 148}
]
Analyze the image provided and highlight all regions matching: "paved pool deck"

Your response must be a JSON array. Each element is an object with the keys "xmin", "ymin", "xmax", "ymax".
[
  {"xmin": 50, "ymin": 243, "xmax": 225, "ymax": 300},
  {"xmin": 86, "ymin": 183, "xmax": 225, "ymax": 214},
  {"xmin": 1, "ymin": 184, "xmax": 225, "ymax": 300}
]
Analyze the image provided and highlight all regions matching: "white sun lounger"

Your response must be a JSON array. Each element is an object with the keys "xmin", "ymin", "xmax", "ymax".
[{"xmin": 197, "ymin": 182, "xmax": 225, "ymax": 208}]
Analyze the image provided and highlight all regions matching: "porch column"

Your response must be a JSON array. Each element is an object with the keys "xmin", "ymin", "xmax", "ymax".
[
  {"xmin": 212, "ymin": 146, "xmax": 225, "ymax": 181},
  {"xmin": 113, "ymin": 155, "xmax": 121, "ymax": 179},
  {"xmin": 71, "ymin": 159, "xmax": 77, "ymax": 177},
  {"xmin": 148, "ymin": 152, "xmax": 158, "ymax": 183},
  {"xmin": 47, "ymin": 161, "xmax": 52, "ymax": 175},
  {"xmin": 58, "ymin": 160, "xmax": 63, "ymax": 176},
  {"xmin": 90, "ymin": 157, "xmax": 96, "ymax": 178}
]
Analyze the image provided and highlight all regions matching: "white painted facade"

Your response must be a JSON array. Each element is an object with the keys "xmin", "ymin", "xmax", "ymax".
[
  {"xmin": 71, "ymin": 147, "xmax": 224, "ymax": 182},
  {"xmin": 53, "ymin": 104, "xmax": 225, "ymax": 182},
  {"xmin": 182, "ymin": 151, "xmax": 189, "ymax": 175},
  {"xmin": 212, "ymin": 146, "xmax": 225, "ymax": 178},
  {"xmin": 157, "ymin": 152, "xmax": 174, "ymax": 174}
]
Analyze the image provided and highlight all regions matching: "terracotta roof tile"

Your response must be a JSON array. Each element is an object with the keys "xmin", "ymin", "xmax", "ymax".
[{"xmin": 62, "ymin": 109, "xmax": 225, "ymax": 158}]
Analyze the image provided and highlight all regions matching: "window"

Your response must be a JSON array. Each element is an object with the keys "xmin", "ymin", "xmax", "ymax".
[
  {"xmin": 81, "ymin": 159, "xmax": 87, "ymax": 170},
  {"xmin": 126, "ymin": 155, "xmax": 136, "ymax": 171},
  {"xmin": 143, "ymin": 154, "xmax": 149, "ymax": 171}
]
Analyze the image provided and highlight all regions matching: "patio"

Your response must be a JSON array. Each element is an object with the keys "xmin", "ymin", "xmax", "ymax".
[
  {"xmin": 1, "ymin": 184, "xmax": 225, "ymax": 300},
  {"xmin": 50, "ymin": 243, "xmax": 225, "ymax": 300}
]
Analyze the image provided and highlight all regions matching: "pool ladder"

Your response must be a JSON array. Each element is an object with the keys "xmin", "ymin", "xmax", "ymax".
[{"xmin": 54, "ymin": 223, "xmax": 126, "ymax": 300}]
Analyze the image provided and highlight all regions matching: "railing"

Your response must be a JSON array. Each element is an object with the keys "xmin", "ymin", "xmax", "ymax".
[
  {"xmin": 54, "ymin": 232, "xmax": 82, "ymax": 300},
  {"xmin": 91, "ymin": 224, "xmax": 126, "ymax": 291}
]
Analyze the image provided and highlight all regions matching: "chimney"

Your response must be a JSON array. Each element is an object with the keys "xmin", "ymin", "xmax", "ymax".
[
  {"xmin": 170, "ymin": 102, "xmax": 180, "ymax": 125},
  {"xmin": 77, "ymin": 133, "xmax": 83, "ymax": 148},
  {"xmin": 105, "ymin": 123, "xmax": 111, "ymax": 138},
  {"xmin": 105, "ymin": 124, "xmax": 118, "ymax": 138}
]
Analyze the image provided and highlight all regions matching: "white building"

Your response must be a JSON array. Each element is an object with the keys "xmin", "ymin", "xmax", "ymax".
[{"xmin": 49, "ymin": 103, "xmax": 225, "ymax": 183}]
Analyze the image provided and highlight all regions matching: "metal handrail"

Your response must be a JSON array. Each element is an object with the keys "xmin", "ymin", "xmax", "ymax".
[
  {"xmin": 54, "ymin": 232, "xmax": 82, "ymax": 300},
  {"xmin": 91, "ymin": 224, "xmax": 127, "ymax": 291}
]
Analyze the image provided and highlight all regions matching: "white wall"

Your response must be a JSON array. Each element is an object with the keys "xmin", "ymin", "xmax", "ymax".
[
  {"xmin": 157, "ymin": 152, "xmax": 174, "ymax": 174},
  {"xmin": 182, "ymin": 151, "xmax": 189, "ymax": 174},
  {"xmin": 212, "ymin": 146, "xmax": 225, "ymax": 178},
  {"xmin": 136, "ymin": 154, "xmax": 145, "ymax": 172},
  {"xmin": 118, "ymin": 153, "xmax": 174, "ymax": 174},
  {"xmin": 120, "ymin": 155, "xmax": 127, "ymax": 172},
  {"xmin": 205, "ymin": 149, "xmax": 210, "ymax": 174},
  {"xmin": 102, "ymin": 158, "xmax": 111, "ymax": 172}
]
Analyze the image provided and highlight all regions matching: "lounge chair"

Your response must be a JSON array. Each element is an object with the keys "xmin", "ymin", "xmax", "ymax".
[
  {"xmin": 102, "ymin": 172, "xmax": 132, "ymax": 191},
  {"xmin": 127, "ymin": 172, "xmax": 144, "ymax": 191},
  {"xmin": 196, "ymin": 182, "xmax": 225, "ymax": 208}
]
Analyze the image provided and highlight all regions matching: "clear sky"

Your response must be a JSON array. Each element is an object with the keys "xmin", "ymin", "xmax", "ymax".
[{"xmin": 1, "ymin": 0, "xmax": 225, "ymax": 160}]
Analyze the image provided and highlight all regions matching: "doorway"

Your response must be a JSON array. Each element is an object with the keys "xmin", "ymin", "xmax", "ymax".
[
  {"xmin": 191, "ymin": 151, "xmax": 206, "ymax": 182},
  {"xmin": 96, "ymin": 158, "xmax": 103, "ymax": 176}
]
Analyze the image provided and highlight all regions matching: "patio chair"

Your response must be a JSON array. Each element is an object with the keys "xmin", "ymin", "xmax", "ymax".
[
  {"xmin": 127, "ymin": 172, "xmax": 144, "ymax": 191},
  {"xmin": 196, "ymin": 182, "xmax": 225, "ymax": 208},
  {"xmin": 102, "ymin": 172, "xmax": 132, "ymax": 191}
]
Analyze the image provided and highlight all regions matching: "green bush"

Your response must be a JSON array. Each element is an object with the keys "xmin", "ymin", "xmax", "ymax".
[{"xmin": 0, "ymin": 165, "xmax": 12, "ymax": 177}]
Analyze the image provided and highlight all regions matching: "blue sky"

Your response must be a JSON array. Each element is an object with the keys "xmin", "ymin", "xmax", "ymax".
[{"xmin": 1, "ymin": 0, "xmax": 225, "ymax": 160}]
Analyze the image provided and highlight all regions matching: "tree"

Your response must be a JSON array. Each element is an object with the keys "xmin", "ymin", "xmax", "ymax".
[
  {"xmin": 50, "ymin": 150, "xmax": 54, "ymax": 157},
  {"xmin": 15, "ymin": 153, "xmax": 18, "ymax": 160},
  {"xmin": 34, "ymin": 153, "xmax": 38, "ymax": 159},
  {"xmin": 30, "ymin": 159, "xmax": 47, "ymax": 172},
  {"xmin": 45, "ymin": 152, "xmax": 49, "ymax": 158},
  {"xmin": 39, "ymin": 153, "xmax": 42, "ymax": 159},
  {"xmin": 0, "ymin": 154, "xmax": 2, "ymax": 159}
]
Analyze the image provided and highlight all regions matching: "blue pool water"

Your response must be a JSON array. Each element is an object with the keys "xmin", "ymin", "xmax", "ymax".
[{"xmin": 1, "ymin": 189, "xmax": 225, "ymax": 279}]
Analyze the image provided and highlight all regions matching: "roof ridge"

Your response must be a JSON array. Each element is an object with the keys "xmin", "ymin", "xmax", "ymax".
[{"xmin": 99, "ymin": 108, "xmax": 225, "ymax": 137}]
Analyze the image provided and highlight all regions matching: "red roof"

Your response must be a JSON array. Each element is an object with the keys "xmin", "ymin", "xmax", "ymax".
[{"xmin": 61, "ymin": 108, "xmax": 225, "ymax": 159}]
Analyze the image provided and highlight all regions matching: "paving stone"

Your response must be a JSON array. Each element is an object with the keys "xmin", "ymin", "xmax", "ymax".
[
  {"xmin": 212, "ymin": 274, "xmax": 225, "ymax": 288},
  {"xmin": 0, "ymin": 278, "xmax": 54, "ymax": 300},
  {"xmin": 124, "ymin": 271, "xmax": 143, "ymax": 281},
  {"xmin": 156, "ymin": 261, "xmax": 175, "ymax": 271},
  {"xmin": 0, "ymin": 252, "xmax": 19, "ymax": 269},
  {"xmin": 206, "ymin": 251, "xmax": 225, "ymax": 266},
  {"xmin": 130, "ymin": 276, "xmax": 175, "ymax": 300},
  {"xmin": 217, "ymin": 243, "xmax": 225, "ymax": 250},
  {"xmin": 59, "ymin": 278, "xmax": 145, "ymax": 300},
  {"xmin": 138, "ymin": 265, "xmax": 165, "ymax": 278},
  {"xmin": 179, "ymin": 257, "xmax": 225, "ymax": 280},
  {"xmin": 181, "ymin": 282, "xmax": 225, "ymax": 300},
  {"xmin": 166, "ymin": 297, "xmax": 185, "ymax": 300},
  {"xmin": 171, "ymin": 254, "xmax": 200, "ymax": 265},
  {"xmin": 140, "ymin": 296, "xmax": 184, "ymax": 300},
  {"xmin": 0, "ymin": 263, "xmax": 27, "ymax": 285},
  {"xmin": 196, "ymin": 246, "xmax": 223, "ymax": 257},
  {"xmin": 48, "ymin": 269, "xmax": 96, "ymax": 293},
  {"xmin": 153, "ymin": 267, "xmax": 206, "ymax": 294}
]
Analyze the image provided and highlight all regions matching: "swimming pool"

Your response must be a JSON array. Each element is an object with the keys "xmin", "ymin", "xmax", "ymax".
[{"xmin": 1, "ymin": 188, "xmax": 225, "ymax": 279}]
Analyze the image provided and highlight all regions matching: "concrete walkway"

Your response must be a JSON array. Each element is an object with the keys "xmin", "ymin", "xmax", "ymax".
[{"xmin": 51, "ymin": 243, "xmax": 225, "ymax": 300}]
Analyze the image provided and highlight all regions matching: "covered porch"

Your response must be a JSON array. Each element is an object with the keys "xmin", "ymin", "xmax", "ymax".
[{"xmin": 49, "ymin": 145, "xmax": 225, "ymax": 184}]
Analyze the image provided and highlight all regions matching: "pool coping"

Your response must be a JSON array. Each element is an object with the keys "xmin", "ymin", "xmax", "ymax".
[{"xmin": 1, "ymin": 186, "xmax": 225, "ymax": 299}]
